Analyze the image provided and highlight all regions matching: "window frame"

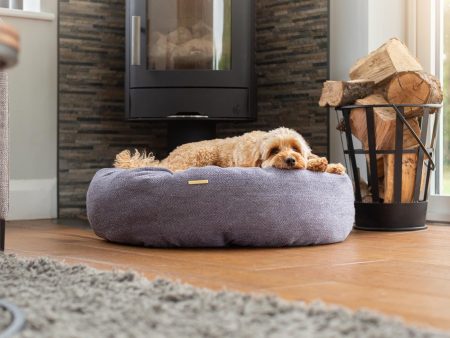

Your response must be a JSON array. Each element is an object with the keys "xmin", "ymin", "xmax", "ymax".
[
  {"xmin": 0, "ymin": 0, "xmax": 54, "ymax": 22},
  {"xmin": 422, "ymin": 0, "xmax": 450, "ymax": 222}
]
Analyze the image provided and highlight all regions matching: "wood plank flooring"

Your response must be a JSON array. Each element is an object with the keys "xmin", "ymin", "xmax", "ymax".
[{"xmin": 4, "ymin": 220, "xmax": 450, "ymax": 332}]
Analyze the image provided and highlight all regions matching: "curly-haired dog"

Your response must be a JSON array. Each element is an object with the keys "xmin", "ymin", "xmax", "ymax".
[{"xmin": 114, "ymin": 127, "xmax": 345, "ymax": 174}]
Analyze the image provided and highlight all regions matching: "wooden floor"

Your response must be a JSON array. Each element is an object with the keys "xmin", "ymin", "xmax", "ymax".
[{"xmin": 4, "ymin": 220, "xmax": 450, "ymax": 332}]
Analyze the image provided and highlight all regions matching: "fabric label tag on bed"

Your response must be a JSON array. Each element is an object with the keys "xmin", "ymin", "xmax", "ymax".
[{"xmin": 188, "ymin": 180, "xmax": 209, "ymax": 185}]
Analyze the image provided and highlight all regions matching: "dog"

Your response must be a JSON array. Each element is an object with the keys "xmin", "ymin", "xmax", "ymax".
[{"xmin": 114, "ymin": 127, "xmax": 345, "ymax": 174}]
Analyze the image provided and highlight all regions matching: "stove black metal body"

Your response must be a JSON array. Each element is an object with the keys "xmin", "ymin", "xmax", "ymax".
[{"xmin": 125, "ymin": 0, "xmax": 256, "ymax": 135}]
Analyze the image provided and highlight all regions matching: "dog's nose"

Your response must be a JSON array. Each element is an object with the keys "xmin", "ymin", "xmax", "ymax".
[{"xmin": 286, "ymin": 157, "xmax": 296, "ymax": 167}]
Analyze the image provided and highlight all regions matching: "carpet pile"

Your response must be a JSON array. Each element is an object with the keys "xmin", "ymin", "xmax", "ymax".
[{"xmin": 0, "ymin": 254, "xmax": 448, "ymax": 338}]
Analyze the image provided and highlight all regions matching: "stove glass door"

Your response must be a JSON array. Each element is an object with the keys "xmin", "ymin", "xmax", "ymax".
[{"xmin": 147, "ymin": 0, "xmax": 231, "ymax": 71}]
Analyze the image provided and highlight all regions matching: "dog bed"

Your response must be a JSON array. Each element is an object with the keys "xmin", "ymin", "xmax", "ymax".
[{"xmin": 87, "ymin": 167, "xmax": 355, "ymax": 247}]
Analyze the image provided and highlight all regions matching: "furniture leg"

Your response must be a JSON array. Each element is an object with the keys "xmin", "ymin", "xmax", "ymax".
[{"xmin": 0, "ymin": 219, "xmax": 4, "ymax": 251}]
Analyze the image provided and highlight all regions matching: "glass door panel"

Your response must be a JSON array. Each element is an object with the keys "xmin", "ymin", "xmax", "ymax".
[
  {"xmin": 147, "ymin": 0, "xmax": 231, "ymax": 71},
  {"xmin": 443, "ymin": 0, "xmax": 450, "ymax": 194}
]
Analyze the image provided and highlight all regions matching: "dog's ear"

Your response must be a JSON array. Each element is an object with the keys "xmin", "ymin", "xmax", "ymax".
[
  {"xmin": 246, "ymin": 147, "xmax": 263, "ymax": 167},
  {"xmin": 233, "ymin": 131, "xmax": 265, "ymax": 167},
  {"xmin": 298, "ymin": 135, "xmax": 311, "ymax": 159}
]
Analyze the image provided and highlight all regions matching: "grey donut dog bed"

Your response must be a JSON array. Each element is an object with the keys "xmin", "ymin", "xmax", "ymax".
[{"xmin": 87, "ymin": 167, "xmax": 355, "ymax": 247}]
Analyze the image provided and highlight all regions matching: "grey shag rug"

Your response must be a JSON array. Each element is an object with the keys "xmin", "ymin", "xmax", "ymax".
[{"xmin": 0, "ymin": 254, "xmax": 448, "ymax": 338}]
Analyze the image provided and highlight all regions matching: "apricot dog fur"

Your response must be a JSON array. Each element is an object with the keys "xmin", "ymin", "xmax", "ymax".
[{"xmin": 114, "ymin": 127, "xmax": 345, "ymax": 174}]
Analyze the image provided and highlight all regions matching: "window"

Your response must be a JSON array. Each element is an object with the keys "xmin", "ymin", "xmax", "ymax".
[
  {"xmin": 0, "ymin": 0, "xmax": 40, "ymax": 12},
  {"xmin": 0, "ymin": 0, "xmax": 54, "ymax": 21}
]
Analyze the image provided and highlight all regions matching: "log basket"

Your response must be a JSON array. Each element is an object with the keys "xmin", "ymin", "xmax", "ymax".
[{"xmin": 335, "ymin": 103, "xmax": 441, "ymax": 231}]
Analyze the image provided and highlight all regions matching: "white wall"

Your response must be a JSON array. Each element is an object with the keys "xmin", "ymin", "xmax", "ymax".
[
  {"xmin": 329, "ymin": 0, "xmax": 369, "ymax": 167},
  {"xmin": 2, "ymin": 0, "xmax": 57, "ymax": 220},
  {"xmin": 329, "ymin": 0, "xmax": 408, "ymax": 165},
  {"xmin": 368, "ymin": 0, "xmax": 407, "ymax": 50}
]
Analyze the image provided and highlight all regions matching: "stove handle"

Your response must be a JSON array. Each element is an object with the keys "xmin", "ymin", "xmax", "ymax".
[
  {"xmin": 131, "ymin": 15, "xmax": 141, "ymax": 66},
  {"xmin": 167, "ymin": 115, "xmax": 209, "ymax": 119}
]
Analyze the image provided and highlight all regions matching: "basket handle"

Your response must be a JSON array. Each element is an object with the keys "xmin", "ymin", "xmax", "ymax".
[{"xmin": 392, "ymin": 105, "xmax": 435, "ymax": 170}]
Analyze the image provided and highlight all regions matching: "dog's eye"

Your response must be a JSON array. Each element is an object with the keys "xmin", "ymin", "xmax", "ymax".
[
  {"xmin": 292, "ymin": 146, "xmax": 300, "ymax": 152},
  {"xmin": 269, "ymin": 147, "xmax": 280, "ymax": 156}
]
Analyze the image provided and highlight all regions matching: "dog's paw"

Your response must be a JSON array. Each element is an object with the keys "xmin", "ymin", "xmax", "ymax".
[
  {"xmin": 307, "ymin": 157, "xmax": 328, "ymax": 172},
  {"xmin": 326, "ymin": 163, "xmax": 346, "ymax": 175}
]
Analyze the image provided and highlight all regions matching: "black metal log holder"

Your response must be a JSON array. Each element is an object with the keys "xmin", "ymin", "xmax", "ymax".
[{"xmin": 335, "ymin": 104, "xmax": 441, "ymax": 231}]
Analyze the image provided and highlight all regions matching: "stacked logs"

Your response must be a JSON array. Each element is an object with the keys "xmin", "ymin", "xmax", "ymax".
[
  {"xmin": 319, "ymin": 38, "xmax": 443, "ymax": 203},
  {"xmin": 149, "ymin": 24, "xmax": 213, "ymax": 70}
]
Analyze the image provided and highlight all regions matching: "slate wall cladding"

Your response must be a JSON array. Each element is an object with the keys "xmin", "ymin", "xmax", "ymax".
[{"xmin": 58, "ymin": 0, "xmax": 329, "ymax": 218}]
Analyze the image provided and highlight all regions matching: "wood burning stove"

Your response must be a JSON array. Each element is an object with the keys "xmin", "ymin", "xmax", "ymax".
[{"xmin": 126, "ymin": 0, "xmax": 255, "ymax": 147}]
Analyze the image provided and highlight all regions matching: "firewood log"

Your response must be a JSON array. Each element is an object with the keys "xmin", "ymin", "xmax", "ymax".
[
  {"xmin": 376, "ymin": 157, "xmax": 384, "ymax": 178},
  {"xmin": 336, "ymin": 119, "xmax": 345, "ymax": 132},
  {"xmin": 167, "ymin": 26, "xmax": 192, "ymax": 45},
  {"xmin": 349, "ymin": 94, "xmax": 420, "ymax": 200},
  {"xmin": 378, "ymin": 177, "xmax": 385, "ymax": 200},
  {"xmin": 349, "ymin": 38, "xmax": 423, "ymax": 85},
  {"xmin": 384, "ymin": 153, "xmax": 418, "ymax": 203},
  {"xmin": 359, "ymin": 180, "xmax": 372, "ymax": 203},
  {"xmin": 359, "ymin": 176, "xmax": 385, "ymax": 203},
  {"xmin": 349, "ymin": 94, "xmax": 420, "ymax": 151},
  {"xmin": 170, "ymin": 38, "xmax": 213, "ymax": 69},
  {"xmin": 192, "ymin": 21, "xmax": 212, "ymax": 39},
  {"xmin": 386, "ymin": 71, "xmax": 443, "ymax": 117},
  {"xmin": 319, "ymin": 80, "xmax": 375, "ymax": 107},
  {"xmin": 149, "ymin": 33, "xmax": 176, "ymax": 70}
]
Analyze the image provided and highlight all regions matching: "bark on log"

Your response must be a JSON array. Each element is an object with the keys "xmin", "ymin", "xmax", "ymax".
[
  {"xmin": 336, "ymin": 119, "xmax": 345, "ymax": 132},
  {"xmin": 386, "ymin": 71, "xmax": 443, "ymax": 117},
  {"xmin": 359, "ymin": 176, "xmax": 385, "ymax": 203},
  {"xmin": 319, "ymin": 80, "xmax": 375, "ymax": 107},
  {"xmin": 349, "ymin": 38, "xmax": 423, "ymax": 85}
]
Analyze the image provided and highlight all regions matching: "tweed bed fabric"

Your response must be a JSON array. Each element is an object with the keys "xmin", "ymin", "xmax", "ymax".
[
  {"xmin": 87, "ymin": 167, "xmax": 355, "ymax": 247},
  {"xmin": 0, "ymin": 71, "xmax": 8, "ymax": 220},
  {"xmin": 1, "ymin": 254, "xmax": 449, "ymax": 338}
]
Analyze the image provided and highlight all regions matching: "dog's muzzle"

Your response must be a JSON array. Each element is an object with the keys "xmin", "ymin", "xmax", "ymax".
[{"xmin": 285, "ymin": 157, "xmax": 296, "ymax": 167}]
